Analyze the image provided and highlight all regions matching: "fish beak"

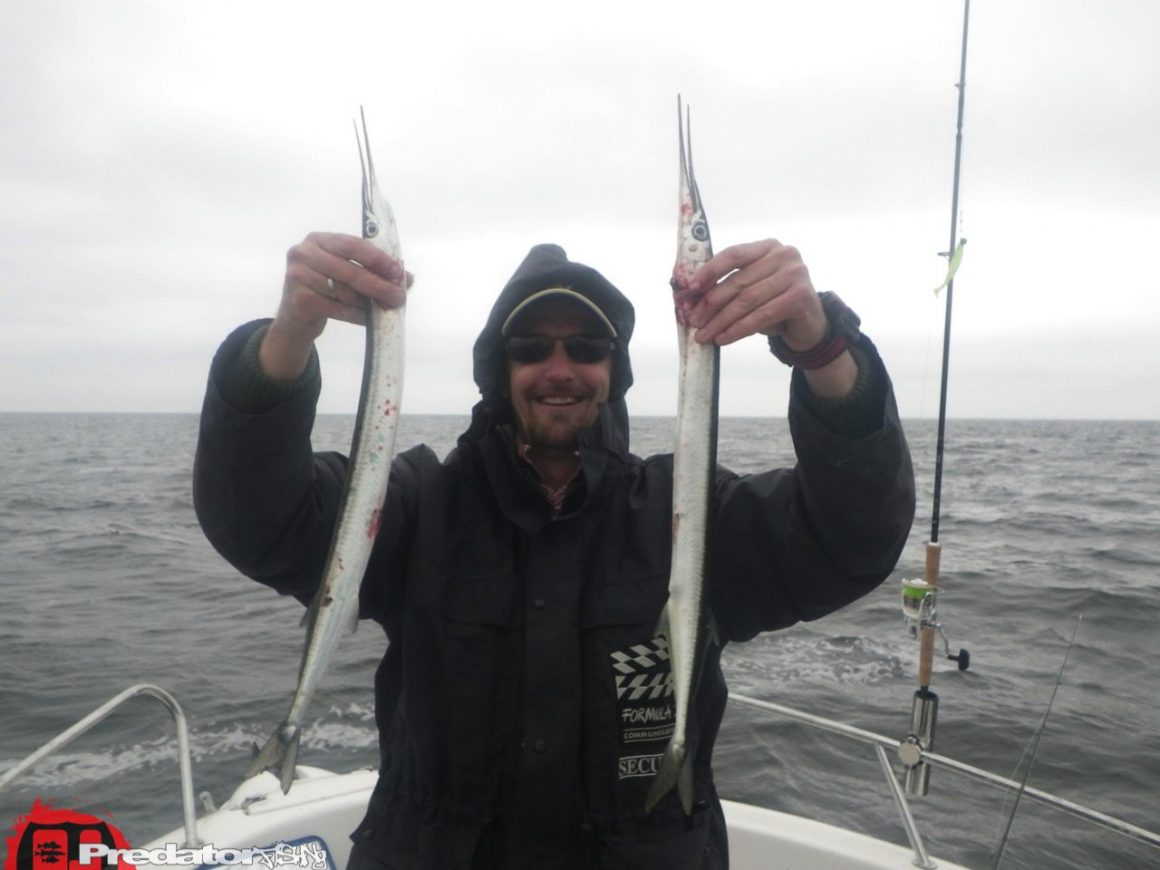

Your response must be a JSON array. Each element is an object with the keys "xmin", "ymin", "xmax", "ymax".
[
  {"xmin": 355, "ymin": 106, "xmax": 380, "ymax": 242},
  {"xmin": 673, "ymin": 95, "xmax": 712, "ymax": 302},
  {"xmin": 353, "ymin": 106, "xmax": 402, "ymax": 260},
  {"xmin": 677, "ymin": 95, "xmax": 708, "ymax": 239}
]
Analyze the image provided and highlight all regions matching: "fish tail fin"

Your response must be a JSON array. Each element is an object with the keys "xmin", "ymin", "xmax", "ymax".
[
  {"xmin": 677, "ymin": 748, "xmax": 694, "ymax": 813},
  {"xmin": 244, "ymin": 721, "xmax": 301, "ymax": 794},
  {"xmin": 644, "ymin": 740, "xmax": 694, "ymax": 815},
  {"xmin": 278, "ymin": 730, "xmax": 301, "ymax": 793}
]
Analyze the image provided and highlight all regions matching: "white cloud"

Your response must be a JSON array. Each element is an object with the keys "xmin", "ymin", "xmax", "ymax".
[{"xmin": 1, "ymin": 0, "xmax": 1157, "ymax": 418}]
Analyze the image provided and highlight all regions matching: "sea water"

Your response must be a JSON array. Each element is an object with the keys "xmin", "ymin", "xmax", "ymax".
[{"xmin": 2, "ymin": 413, "xmax": 1158, "ymax": 869}]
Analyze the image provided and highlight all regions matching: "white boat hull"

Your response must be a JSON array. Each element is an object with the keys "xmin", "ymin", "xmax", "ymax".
[{"xmin": 140, "ymin": 766, "xmax": 970, "ymax": 870}]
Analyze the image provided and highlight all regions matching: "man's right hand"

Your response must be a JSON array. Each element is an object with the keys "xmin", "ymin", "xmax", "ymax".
[{"xmin": 260, "ymin": 232, "xmax": 411, "ymax": 381}]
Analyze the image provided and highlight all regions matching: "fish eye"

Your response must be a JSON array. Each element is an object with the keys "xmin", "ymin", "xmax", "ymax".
[
  {"xmin": 365, "ymin": 221, "xmax": 379, "ymax": 237},
  {"xmin": 692, "ymin": 221, "xmax": 709, "ymax": 242}
]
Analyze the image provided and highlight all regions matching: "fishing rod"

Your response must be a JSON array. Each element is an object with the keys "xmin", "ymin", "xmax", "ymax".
[{"xmin": 899, "ymin": 0, "xmax": 972, "ymax": 798}]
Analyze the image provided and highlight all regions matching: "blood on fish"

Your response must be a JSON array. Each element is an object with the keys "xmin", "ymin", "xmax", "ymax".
[{"xmin": 367, "ymin": 508, "xmax": 381, "ymax": 539}]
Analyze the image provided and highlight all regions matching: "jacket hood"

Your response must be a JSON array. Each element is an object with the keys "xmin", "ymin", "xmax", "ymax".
[{"xmin": 470, "ymin": 244, "xmax": 635, "ymax": 435}]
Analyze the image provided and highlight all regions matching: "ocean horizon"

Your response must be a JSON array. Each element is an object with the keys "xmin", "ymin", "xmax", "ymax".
[{"xmin": 2, "ymin": 413, "xmax": 1158, "ymax": 868}]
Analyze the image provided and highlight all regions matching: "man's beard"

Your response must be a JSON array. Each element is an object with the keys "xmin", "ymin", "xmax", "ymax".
[{"xmin": 517, "ymin": 406, "xmax": 596, "ymax": 457}]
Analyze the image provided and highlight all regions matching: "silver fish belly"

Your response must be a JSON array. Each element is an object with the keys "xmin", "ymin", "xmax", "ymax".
[
  {"xmin": 247, "ymin": 110, "xmax": 405, "ymax": 794},
  {"xmin": 645, "ymin": 97, "xmax": 718, "ymax": 815}
]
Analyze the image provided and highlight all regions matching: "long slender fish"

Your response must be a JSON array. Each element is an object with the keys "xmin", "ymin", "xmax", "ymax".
[
  {"xmin": 247, "ymin": 108, "xmax": 406, "ymax": 794},
  {"xmin": 645, "ymin": 97, "xmax": 719, "ymax": 815}
]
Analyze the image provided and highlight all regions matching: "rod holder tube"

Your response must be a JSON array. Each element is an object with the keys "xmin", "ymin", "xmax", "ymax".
[{"xmin": 903, "ymin": 688, "xmax": 939, "ymax": 797}]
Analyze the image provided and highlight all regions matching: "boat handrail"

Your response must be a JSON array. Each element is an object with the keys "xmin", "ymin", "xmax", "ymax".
[
  {"xmin": 873, "ymin": 743, "xmax": 937, "ymax": 869},
  {"xmin": 728, "ymin": 692, "xmax": 1160, "ymax": 853},
  {"xmin": 0, "ymin": 683, "xmax": 201, "ymax": 848},
  {"xmin": 3, "ymin": 685, "xmax": 1155, "ymax": 862}
]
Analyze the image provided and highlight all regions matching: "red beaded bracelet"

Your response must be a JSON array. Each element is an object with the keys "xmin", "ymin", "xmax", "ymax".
[{"xmin": 767, "ymin": 292, "xmax": 861, "ymax": 370}]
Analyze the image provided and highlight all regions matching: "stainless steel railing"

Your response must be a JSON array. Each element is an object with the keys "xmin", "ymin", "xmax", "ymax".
[
  {"xmin": 0, "ymin": 683, "xmax": 201, "ymax": 847},
  {"xmin": 728, "ymin": 692, "xmax": 1160, "ymax": 863},
  {"xmin": 4, "ymin": 684, "xmax": 1156, "ymax": 866}
]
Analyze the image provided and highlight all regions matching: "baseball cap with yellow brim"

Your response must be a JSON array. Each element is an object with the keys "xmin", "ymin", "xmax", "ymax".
[{"xmin": 500, "ymin": 287, "xmax": 619, "ymax": 339}]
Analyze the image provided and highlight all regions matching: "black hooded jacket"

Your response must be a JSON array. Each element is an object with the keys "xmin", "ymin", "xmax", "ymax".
[{"xmin": 193, "ymin": 244, "xmax": 915, "ymax": 869}]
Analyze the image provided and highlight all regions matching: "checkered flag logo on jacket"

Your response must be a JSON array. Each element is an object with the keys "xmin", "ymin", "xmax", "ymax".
[{"xmin": 611, "ymin": 636, "xmax": 673, "ymax": 700}]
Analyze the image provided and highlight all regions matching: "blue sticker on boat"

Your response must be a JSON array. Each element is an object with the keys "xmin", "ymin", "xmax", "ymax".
[{"xmin": 196, "ymin": 835, "xmax": 336, "ymax": 870}]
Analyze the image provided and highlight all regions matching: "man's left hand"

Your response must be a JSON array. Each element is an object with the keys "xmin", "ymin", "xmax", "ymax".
[
  {"xmin": 685, "ymin": 239, "xmax": 858, "ymax": 398},
  {"xmin": 684, "ymin": 239, "xmax": 826, "ymax": 348}
]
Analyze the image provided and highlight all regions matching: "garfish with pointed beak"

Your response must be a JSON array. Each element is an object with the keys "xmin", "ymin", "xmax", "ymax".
[
  {"xmin": 645, "ymin": 96, "xmax": 719, "ymax": 815},
  {"xmin": 247, "ymin": 109, "xmax": 406, "ymax": 794}
]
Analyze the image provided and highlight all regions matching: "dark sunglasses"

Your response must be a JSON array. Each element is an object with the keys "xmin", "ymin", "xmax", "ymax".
[{"xmin": 506, "ymin": 334, "xmax": 616, "ymax": 365}]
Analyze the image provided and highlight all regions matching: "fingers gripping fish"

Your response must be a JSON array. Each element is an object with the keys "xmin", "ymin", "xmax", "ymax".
[
  {"xmin": 246, "ymin": 108, "xmax": 406, "ymax": 793},
  {"xmin": 645, "ymin": 97, "xmax": 719, "ymax": 815}
]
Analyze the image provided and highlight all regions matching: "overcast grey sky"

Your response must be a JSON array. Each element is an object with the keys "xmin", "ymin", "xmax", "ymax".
[{"xmin": 2, "ymin": 0, "xmax": 1157, "ymax": 419}]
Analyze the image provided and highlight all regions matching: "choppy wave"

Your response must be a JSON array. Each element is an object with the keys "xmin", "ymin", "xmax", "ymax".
[
  {"xmin": 0, "ymin": 714, "xmax": 378, "ymax": 791},
  {"xmin": 2, "ymin": 413, "xmax": 1158, "ymax": 868}
]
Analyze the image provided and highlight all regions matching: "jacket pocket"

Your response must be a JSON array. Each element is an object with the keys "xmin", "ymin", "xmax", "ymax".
[
  {"xmin": 385, "ymin": 555, "xmax": 521, "ymax": 815},
  {"xmin": 578, "ymin": 573, "xmax": 685, "ymax": 822}
]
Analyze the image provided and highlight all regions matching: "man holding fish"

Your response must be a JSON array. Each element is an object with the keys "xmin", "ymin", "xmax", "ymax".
[{"xmin": 195, "ymin": 225, "xmax": 914, "ymax": 868}]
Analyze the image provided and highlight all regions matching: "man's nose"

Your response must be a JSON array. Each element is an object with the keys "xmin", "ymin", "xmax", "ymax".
[{"xmin": 542, "ymin": 341, "xmax": 577, "ymax": 377}]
